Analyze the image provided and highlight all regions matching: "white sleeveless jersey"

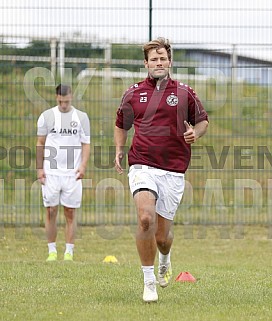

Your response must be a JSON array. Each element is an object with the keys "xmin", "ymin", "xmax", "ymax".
[{"xmin": 37, "ymin": 106, "xmax": 90, "ymax": 176}]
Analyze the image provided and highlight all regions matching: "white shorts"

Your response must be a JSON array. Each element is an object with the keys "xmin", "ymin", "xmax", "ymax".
[
  {"xmin": 128, "ymin": 165, "xmax": 185, "ymax": 221},
  {"xmin": 42, "ymin": 175, "xmax": 82, "ymax": 208}
]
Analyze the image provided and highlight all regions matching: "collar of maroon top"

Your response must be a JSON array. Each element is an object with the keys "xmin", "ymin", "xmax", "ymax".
[{"xmin": 145, "ymin": 76, "xmax": 171, "ymax": 90}]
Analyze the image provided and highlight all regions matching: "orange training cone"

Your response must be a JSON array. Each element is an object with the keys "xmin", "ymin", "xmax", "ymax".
[{"xmin": 175, "ymin": 271, "xmax": 196, "ymax": 282}]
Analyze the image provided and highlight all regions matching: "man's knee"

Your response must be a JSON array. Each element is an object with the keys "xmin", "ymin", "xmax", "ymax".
[
  {"xmin": 156, "ymin": 231, "xmax": 173, "ymax": 248},
  {"xmin": 47, "ymin": 207, "xmax": 58, "ymax": 218},
  {"xmin": 156, "ymin": 235, "xmax": 167, "ymax": 248},
  {"xmin": 138, "ymin": 212, "xmax": 155, "ymax": 232},
  {"xmin": 64, "ymin": 207, "xmax": 76, "ymax": 221}
]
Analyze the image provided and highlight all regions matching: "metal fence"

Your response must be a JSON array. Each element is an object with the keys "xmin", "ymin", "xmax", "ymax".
[{"xmin": 0, "ymin": 1, "xmax": 272, "ymax": 237}]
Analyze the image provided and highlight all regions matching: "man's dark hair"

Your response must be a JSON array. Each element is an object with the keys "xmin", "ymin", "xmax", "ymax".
[{"xmin": 56, "ymin": 84, "xmax": 72, "ymax": 96}]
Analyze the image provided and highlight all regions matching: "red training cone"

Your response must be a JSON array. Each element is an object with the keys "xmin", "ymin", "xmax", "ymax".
[{"xmin": 175, "ymin": 271, "xmax": 196, "ymax": 283}]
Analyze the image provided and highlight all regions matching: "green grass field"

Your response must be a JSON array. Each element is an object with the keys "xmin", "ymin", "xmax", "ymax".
[{"xmin": 1, "ymin": 225, "xmax": 271, "ymax": 321}]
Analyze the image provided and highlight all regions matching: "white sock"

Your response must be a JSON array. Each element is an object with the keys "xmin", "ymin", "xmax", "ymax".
[
  {"xmin": 159, "ymin": 251, "xmax": 171, "ymax": 266},
  {"xmin": 48, "ymin": 242, "xmax": 57, "ymax": 254},
  {"xmin": 65, "ymin": 243, "xmax": 74, "ymax": 255},
  {"xmin": 142, "ymin": 265, "xmax": 156, "ymax": 284}
]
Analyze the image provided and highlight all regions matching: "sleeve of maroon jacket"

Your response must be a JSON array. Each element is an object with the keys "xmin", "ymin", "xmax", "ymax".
[
  {"xmin": 115, "ymin": 89, "xmax": 135, "ymax": 130},
  {"xmin": 187, "ymin": 87, "xmax": 208, "ymax": 126}
]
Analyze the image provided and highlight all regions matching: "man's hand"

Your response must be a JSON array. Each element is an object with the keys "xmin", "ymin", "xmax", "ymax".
[
  {"xmin": 183, "ymin": 120, "xmax": 197, "ymax": 144},
  {"xmin": 37, "ymin": 169, "xmax": 46, "ymax": 185},
  {"xmin": 114, "ymin": 126, "xmax": 128, "ymax": 175},
  {"xmin": 76, "ymin": 165, "xmax": 86, "ymax": 180},
  {"xmin": 114, "ymin": 152, "xmax": 124, "ymax": 174}
]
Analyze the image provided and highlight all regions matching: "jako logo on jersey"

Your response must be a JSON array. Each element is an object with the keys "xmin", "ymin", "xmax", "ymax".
[
  {"xmin": 59, "ymin": 128, "xmax": 78, "ymax": 135},
  {"xmin": 50, "ymin": 128, "xmax": 78, "ymax": 135},
  {"xmin": 166, "ymin": 94, "xmax": 178, "ymax": 107}
]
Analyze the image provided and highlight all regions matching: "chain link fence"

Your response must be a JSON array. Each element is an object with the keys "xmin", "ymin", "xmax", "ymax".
[{"xmin": 0, "ymin": 1, "xmax": 272, "ymax": 237}]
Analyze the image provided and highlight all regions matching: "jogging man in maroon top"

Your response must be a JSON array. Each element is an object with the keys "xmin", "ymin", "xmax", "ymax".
[{"xmin": 114, "ymin": 37, "xmax": 208, "ymax": 302}]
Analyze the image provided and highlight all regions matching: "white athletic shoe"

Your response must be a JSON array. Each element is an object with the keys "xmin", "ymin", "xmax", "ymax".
[
  {"xmin": 158, "ymin": 262, "xmax": 172, "ymax": 288},
  {"xmin": 143, "ymin": 281, "xmax": 158, "ymax": 303}
]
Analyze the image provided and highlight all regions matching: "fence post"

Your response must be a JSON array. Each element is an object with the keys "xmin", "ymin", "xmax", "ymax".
[
  {"xmin": 58, "ymin": 38, "xmax": 65, "ymax": 79},
  {"xmin": 50, "ymin": 38, "xmax": 57, "ymax": 77},
  {"xmin": 231, "ymin": 44, "xmax": 237, "ymax": 82}
]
